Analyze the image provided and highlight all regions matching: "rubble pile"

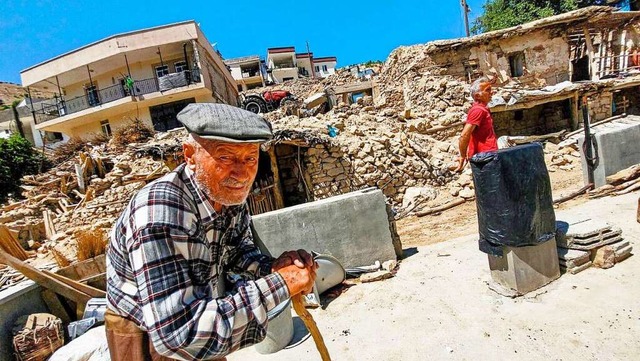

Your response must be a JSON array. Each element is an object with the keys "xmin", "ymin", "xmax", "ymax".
[
  {"xmin": 0, "ymin": 42, "xmax": 585, "ymax": 290},
  {"xmin": 0, "ymin": 140, "xmax": 170, "ymax": 272}
]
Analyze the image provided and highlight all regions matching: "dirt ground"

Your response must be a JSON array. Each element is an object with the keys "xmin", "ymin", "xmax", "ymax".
[
  {"xmin": 230, "ymin": 190, "xmax": 640, "ymax": 361},
  {"xmin": 398, "ymin": 166, "xmax": 586, "ymax": 248}
]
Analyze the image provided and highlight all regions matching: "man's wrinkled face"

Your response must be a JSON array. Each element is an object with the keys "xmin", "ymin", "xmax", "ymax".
[
  {"xmin": 477, "ymin": 82, "xmax": 493, "ymax": 104},
  {"xmin": 185, "ymin": 139, "xmax": 260, "ymax": 208}
]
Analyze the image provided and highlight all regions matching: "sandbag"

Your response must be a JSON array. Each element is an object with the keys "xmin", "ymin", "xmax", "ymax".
[{"xmin": 470, "ymin": 143, "xmax": 556, "ymax": 256}]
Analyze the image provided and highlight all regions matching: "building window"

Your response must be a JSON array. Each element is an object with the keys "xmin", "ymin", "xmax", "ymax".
[
  {"xmin": 237, "ymin": 84, "xmax": 243, "ymax": 92},
  {"xmin": 85, "ymin": 84, "xmax": 99, "ymax": 106},
  {"xmin": 509, "ymin": 52, "xmax": 525, "ymax": 78},
  {"xmin": 322, "ymin": 65, "xmax": 328, "ymax": 72},
  {"xmin": 155, "ymin": 65, "xmax": 169, "ymax": 78},
  {"xmin": 174, "ymin": 61, "xmax": 187, "ymax": 73},
  {"xmin": 100, "ymin": 120, "xmax": 112, "ymax": 137},
  {"xmin": 315, "ymin": 65, "xmax": 320, "ymax": 73}
]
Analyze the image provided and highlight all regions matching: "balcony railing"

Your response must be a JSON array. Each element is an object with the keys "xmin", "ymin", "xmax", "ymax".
[{"xmin": 32, "ymin": 70, "xmax": 200, "ymax": 124}]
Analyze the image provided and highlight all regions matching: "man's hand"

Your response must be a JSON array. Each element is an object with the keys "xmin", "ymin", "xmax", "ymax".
[
  {"xmin": 454, "ymin": 156, "xmax": 467, "ymax": 172},
  {"xmin": 277, "ymin": 262, "xmax": 317, "ymax": 296},
  {"xmin": 272, "ymin": 250, "xmax": 316, "ymax": 272},
  {"xmin": 273, "ymin": 250, "xmax": 318, "ymax": 296}
]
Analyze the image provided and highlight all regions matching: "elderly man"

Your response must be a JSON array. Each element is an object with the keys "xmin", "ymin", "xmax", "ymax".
[
  {"xmin": 105, "ymin": 103, "xmax": 317, "ymax": 361},
  {"xmin": 455, "ymin": 77, "xmax": 499, "ymax": 172}
]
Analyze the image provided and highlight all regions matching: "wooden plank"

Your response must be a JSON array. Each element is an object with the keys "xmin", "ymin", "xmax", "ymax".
[
  {"xmin": 0, "ymin": 249, "xmax": 92, "ymax": 304},
  {"xmin": 583, "ymin": 27, "xmax": 597, "ymax": 80},
  {"xmin": 41, "ymin": 289, "xmax": 72, "ymax": 324},
  {"xmin": 0, "ymin": 225, "xmax": 28, "ymax": 260},
  {"xmin": 75, "ymin": 164, "xmax": 85, "ymax": 193},
  {"xmin": 268, "ymin": 147, "xmax": 285, "ymax": 209},
  {"xmin": 43, "ymin": 270, "xmax": 105, "ymax": 298}
]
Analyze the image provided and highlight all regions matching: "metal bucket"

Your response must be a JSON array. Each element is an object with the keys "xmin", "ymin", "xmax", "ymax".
[{"xmin": 255, "ymin": 298, "xmax": 293, "ymax": 354}]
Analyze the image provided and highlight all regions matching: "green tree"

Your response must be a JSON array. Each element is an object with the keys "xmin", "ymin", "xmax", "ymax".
[
  {"xmin": 472, "ymin": 0, "xmax": 631, "ymax": 34},
  {"xmin": 0, "ymin": 134, "xmax": 46, "ymax": 203}
]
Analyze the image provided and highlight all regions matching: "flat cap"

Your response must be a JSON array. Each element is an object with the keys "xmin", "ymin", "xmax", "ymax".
[{"xmin": 177, "ymin": 103, "xmax": 273, "ymax": 143}]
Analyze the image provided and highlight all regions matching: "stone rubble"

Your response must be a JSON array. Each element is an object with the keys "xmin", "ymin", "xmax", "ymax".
[{"xmin": 0, "ymin": 45, "xmax": 584, "ymax": 290}]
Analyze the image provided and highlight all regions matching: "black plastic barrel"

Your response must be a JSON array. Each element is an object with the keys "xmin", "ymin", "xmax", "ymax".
[{"xmin": 470, "ymin": 143, "xmax": 556, "ymax": 256}]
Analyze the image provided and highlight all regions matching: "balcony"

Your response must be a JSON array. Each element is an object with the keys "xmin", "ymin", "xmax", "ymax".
[{"xmin": 33, "ymin": 69, "xmax": 200, "ymax": 124}]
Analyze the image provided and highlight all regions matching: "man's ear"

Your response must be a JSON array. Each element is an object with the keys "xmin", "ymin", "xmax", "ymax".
[{"xmin": 183, "ymin": 143, "xmax": 197, "ymax": 170}]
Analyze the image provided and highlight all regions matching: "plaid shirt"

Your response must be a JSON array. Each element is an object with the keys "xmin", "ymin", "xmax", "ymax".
[{"xmin": 106, "ymin": 164, "xmax": 289, "ymax": 360}]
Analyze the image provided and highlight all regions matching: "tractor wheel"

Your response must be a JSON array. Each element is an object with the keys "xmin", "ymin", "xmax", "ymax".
[
  {"xmin": 243, "ymin": 97, "xmax": 266, "ymax": 114},
  {"xmin": 279, "ymin": 96, "xmax": 297, "ymax": 108}
]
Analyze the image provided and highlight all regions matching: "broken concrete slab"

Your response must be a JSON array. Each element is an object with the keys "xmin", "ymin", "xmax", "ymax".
[
  {"xmin": 252, "ymin": 189, "xmax": 399, "ymax": 269},
  {"xmin": 557, "ymin": 248, "xmax": 590, "ymax": 269},
  {"xmin": 566, "ymin": 235, "xmax": 624, "ymax": 251},
  {"xmin": 560, "ymin": 261, "xmax": 593, "ymax": 275},
  {"xmin": 614, "ymin": 245, "xmax": 633, "ymax": 263},
  {"xmin": 360, "ymin": 270, "xmax": 393, "ymax": 283}
]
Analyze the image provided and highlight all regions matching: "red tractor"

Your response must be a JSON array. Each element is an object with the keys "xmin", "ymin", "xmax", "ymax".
[{"xmin": 241, "ymin": 90, "xmax": 297, "ymax": 114}]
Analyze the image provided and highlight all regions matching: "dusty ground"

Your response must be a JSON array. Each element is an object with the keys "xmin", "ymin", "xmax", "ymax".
[
  {"xmin": 230, "ymin": 190, "xmax": 640, "ymax": 361},
  {"xmin": 398, "ymin": 166, "xmax": 585, "ymax": 248}
]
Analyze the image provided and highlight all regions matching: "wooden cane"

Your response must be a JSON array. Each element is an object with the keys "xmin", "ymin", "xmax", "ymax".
[{"xmin": 291, "ymin": 294, "xmax": 331, "ymax": 361}]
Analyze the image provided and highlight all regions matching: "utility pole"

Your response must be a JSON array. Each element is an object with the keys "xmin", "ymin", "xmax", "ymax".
[
  {"xmin": 307, "ymin": 41, "xmax": 315, "ymax": 78},
  {"xmin": 461, "ymin": 0, "xmax": 471, "ymax": 37}
]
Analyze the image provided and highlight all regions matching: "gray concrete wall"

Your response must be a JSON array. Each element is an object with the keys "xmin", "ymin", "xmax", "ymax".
[
  {"xmin": 251, "ymin": 188, "xmax": 398, "ymax": 269},
  {"xmin": 579, "ymin": 120, "xmax": 640, "ymax": 187},
  {"xmin": 0, "ymin": 282, "xmax": 49, "ymax": 361}
]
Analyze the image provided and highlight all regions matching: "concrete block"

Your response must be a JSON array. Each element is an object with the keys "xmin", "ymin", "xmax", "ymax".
[
  {"xmin": 560, "ymin": 261, "xmax": 592, "ymax": 274},
  {"xmin": 252, "ymin": 188, "xmax": 399, "ymax": 269},
  {"xmin": 488, "ymin": 237, "xmax": 560, "ymax": 296},
  {"xmin": 578, "ymin": 119, "xmax": 640, "ymax": 187},
  {"xmin": 614, "ymin": 245, "xmax": 633, "ymax": 263}
]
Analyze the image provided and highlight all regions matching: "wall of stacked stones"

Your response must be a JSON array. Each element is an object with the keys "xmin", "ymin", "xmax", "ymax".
[
  {"xmin": 303, "ymin": 138, "xmax": 454, "ymax": 205},
  {"xmin": 492, "ymin": 99, "xmax": 573, "ymax": 136}
]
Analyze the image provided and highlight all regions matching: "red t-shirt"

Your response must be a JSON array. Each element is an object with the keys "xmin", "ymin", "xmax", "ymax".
[{"xmin": 465, "ymin": 102, "xmax": 498, "ymax": 158}]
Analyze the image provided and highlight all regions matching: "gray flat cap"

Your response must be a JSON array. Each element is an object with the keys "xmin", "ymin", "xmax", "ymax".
[{"xmin": 177, "ymin": 103, "xmax": 273, "ymax": 142}]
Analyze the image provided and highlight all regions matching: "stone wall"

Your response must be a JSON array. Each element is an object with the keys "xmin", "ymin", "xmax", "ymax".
[
  {"xmin": 304, "ymin": 144, "xmax": 357, "ymax": 201},
  {"xmin": 492, "ymin": 99, "xmax": 572, "ymax": 136},
  {"xmin": 588, "ymin": 90, "xmax": 613, "ymax": 121}
]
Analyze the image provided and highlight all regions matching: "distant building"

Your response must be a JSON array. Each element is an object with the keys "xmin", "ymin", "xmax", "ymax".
[
  {"xmin": 224, "ymin": 55, "xmax": 267, "ymax": 92},
  {"xmin": 20, "ymin": 20, "xmax": 238, "ymax": 146},
  {"xmin": 265, "ymin": 46, "xmax": 337, "ymax": 84}
]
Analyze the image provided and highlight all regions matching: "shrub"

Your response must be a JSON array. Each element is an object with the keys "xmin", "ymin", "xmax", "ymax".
[
  {"xmin": 0, "ymin": 134, "xmax": 46, "ymax": 203},
  {"xmin": 111, "ymin": 118, "xmax": 155, "ymax": 147},
  {"xmin": 50, "ymin": 133, "xmax": 109, "ymax": 164}
]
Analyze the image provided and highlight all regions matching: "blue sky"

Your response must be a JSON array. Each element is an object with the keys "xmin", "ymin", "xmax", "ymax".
[{"xmin": 0, "ymin": 0, "xmax": 486, "ymax": 85}]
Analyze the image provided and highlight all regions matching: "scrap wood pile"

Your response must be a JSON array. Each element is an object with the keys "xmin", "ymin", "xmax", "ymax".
[
  {"xmin": 0, "ymin": 131, "xmax": 182, "ymax": 292},
  {"xmin": 588, "ymin": 163, "xmax": 640, "ymax": 198},
  {"xmin": 12, "ymin": 313, "xmax": 64, "ymax": 361},
  {"xmin": 556, "ymin": 219, "xmax": 632, "ymax": 274}
]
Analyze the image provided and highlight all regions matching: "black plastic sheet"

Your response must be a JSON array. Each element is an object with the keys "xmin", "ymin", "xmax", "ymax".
[{"xmin": 470, "ymin": 143, "xmax": 556, "ymax": 256}]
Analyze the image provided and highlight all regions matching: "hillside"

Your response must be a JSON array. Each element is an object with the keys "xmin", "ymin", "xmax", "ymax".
[{"xmin": 0, "ymin": 81, "xmax": 54, "ymax": 110}]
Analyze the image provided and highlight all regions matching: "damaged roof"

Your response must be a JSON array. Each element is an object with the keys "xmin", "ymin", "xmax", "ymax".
[{"xmin": 426, "ymin": 6, "xmax": 640, "ymax": 52}]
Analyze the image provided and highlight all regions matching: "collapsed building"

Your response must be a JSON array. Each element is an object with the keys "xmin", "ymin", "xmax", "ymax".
[{"xmin": 2, "ymin": 6, "xmax": 640, "ymax": 277}]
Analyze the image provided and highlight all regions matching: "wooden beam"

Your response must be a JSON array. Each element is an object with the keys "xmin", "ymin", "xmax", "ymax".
[
  {"xmin": 267, "ymin": 147, "xmax": 285, "ymax": 210},
  {"xmin": 620, "ymin": 29, "xmax": 628, "ymax": 73},
  {"xmin": 583, "ymin": 27, "xmax": 597, "ymax": 81},
  {"xmin": 0, "ymin": 225, "xmax": 28, "ymax": 260},
  {"xmin": 41, "ymin": 289, "xmax": 73, "ymax": 324},
  {"xmin": 0, "ymin": 249, "xmax": 92, "ymax": 305},
  {"xmin": 43, "ymin": 270, "xmax": 106, "ymax": 298}
]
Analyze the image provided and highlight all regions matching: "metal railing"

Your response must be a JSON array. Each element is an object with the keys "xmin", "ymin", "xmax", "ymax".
[{"xmin": 33, "ymin": 69, "xmax": 200, "ymax": 124}]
